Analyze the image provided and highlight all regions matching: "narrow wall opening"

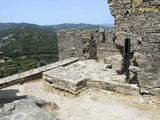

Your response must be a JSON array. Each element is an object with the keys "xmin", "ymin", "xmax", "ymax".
[{"xmin": 123, "ymin": 38, "xmax": 131, "ymax": 82}]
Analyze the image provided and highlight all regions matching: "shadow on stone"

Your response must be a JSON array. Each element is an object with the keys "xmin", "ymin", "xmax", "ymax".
[{"xmin": 0, "ymin": 89, "xmax": 27, "ymax": 108}]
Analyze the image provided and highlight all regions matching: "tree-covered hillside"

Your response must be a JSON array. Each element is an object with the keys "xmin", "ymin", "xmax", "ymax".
[
  {"xmin": 0, "ymin": 24, "xmax": 58, "ymax": 78},
  {"xmin": 0, "ymin": 25, "xmax": 58, "ymax": 58}
]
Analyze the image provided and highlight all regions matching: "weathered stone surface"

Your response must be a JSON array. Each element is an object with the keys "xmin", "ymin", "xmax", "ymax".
[
  {"xmin": 57, "ymin": 30, "xmax": 84, "ymax": 60},
  {"xmin": 58, "ymin": 29, "xmax": 122, "ymax": 70},
  {"xmin": 104, "ymin": 55, "xmax": 123, "ymax": 70},
  {"xmin": 58, "ymin": 29, "xmax": 98, "ymax": 60},
  {"xmin": 108, "ymin": 0, "xmax": 160, "ymax": 94},
  {"xmin": 43, "ymin": 60, "xmax": 139, "ymax": 95},
  {"xmin": 0, "ymin": 96, "xmax": 57, "ymax": 120},
  {"xmin": 129, "ymin": 66, "xmax": 141, "ymax": 73}
]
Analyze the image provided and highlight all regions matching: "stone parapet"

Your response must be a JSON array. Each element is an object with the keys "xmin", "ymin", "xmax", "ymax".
[{"xmin": 0, "ymin": 58, "xmax": 79, "ymax": 89}]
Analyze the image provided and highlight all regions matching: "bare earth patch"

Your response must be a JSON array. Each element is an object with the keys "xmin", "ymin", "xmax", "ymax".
[{"xmin": 2, "ymin": 80, "xmax": 160, "ymax": 120}]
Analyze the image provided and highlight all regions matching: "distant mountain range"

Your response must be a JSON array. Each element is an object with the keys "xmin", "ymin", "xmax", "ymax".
[
  {"xmin": 0, "ymin": 23, "xmax": 114, "ymax": 31},
  {"xmin": 43, "ymin": 23, "xmax": 114, "ymax": 31},
  {"xmin": 0, "ymin": 23, "xmax": 42, "ymax": 31}
]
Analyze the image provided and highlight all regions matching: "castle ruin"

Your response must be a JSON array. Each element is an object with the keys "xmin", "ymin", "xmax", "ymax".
[
  {"xmin": 0, "ymin": 1, "xmax": 160, "ymax": 120},
  {"xmin": 57, "ymin": 0, "xmax": 160, "ymax": 95}
]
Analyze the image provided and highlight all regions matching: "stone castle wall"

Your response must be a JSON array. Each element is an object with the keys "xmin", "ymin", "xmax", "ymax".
[
  {"xmin": 57, "ymin": 29, "xmax": 99, "ymax": 61},
  {"xmin": 108, "ymin": 0, "xmax": 160, "ymax": 94},
  {"xmin": 57, "ymin": 30, "xmax": 84, "ymax": 60},
  {"xmin": 58, "ymin": 29, "xmax": 122, "ymax": 69}
]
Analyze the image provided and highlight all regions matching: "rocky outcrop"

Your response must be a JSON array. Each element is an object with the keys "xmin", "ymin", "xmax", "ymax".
[
  {"xmin": 108, "ymin": 0, "xmax": 160, "ymax": 94},
  {"xmin": 0, "ymin": 96, "xmax": 57, "ymax": 120}
]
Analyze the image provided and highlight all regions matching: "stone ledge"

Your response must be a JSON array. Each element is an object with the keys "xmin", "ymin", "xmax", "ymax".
[
  {"xmin": 87, "ymin": 79, "xmax": 139, "ymax": 96},
  {"xmin": 43, "ymin": 75, "xmax": 139, "ymax": 96},
  {"xmin": 43, "ymin": 74, "xmax": 87, "ymax": 95},
  {"xmin": 0, "ymin": 58, "xmax": 79, "ymax": 89}
]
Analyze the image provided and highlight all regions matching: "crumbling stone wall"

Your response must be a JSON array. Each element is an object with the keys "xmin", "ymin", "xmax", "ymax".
[
  {"xmin": 57, "ymin": 29, "xmax": 97, "ymax": 60},
  {"xmin": 108, "ymin": 0, "xmax": 160, "ymax": 94},
  {"xmin": 57, "ymin": 30, "xmax": 83, "ymax": 60},
  {"xmin": 58, "ymin": 29, "xmax": 122, "ymax": 69},
  {"xmin": 81, "ymin": 30, "xmax": 97, "ymax": 59},
  {"xmin": 96, "ymin": 31, "xmax": 122, "ymax": 69}
]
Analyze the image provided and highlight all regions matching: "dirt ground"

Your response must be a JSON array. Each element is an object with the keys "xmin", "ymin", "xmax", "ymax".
[{"xmin": 2, "ymin": 79, "xmax": 160, "ymax": 120}]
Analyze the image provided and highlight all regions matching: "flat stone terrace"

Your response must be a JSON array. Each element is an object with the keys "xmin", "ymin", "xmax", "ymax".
[{"xmin": 43, "ymin": 60, "xmax": 139, "ymax": 95}]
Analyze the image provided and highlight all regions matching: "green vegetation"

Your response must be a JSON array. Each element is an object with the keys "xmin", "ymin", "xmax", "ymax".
[
  {"xmin": 0, "ymin": 58, "xmax": 37, "ymax": 77},
  {"xmin": 0, "ymin": 23, "xmax": 58, "ymax": 78}
]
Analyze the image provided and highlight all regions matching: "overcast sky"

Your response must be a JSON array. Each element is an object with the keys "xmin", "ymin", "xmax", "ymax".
[{"xmin": 0, "ymin": 0, "xmax": 114, "ymax": 25}]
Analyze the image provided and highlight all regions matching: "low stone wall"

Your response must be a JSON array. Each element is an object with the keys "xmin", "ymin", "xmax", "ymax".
[
  {"xmin": 44, "ymin": 72, "xmax": 160, "ymax": 96},
  {"xmin": 44, "ymin": 75, "xmax": 139, "ymax": 96},
  {"xmin": 0, "ymin": 58, "xmax": 79, "ymax": 89},
  {"xmin": 44, "ymin": 76, "xmax": 87, "ymax": 95},
  {"xmin": 86, "ymin": 79, "xmax": 139, "ymax": 96}
]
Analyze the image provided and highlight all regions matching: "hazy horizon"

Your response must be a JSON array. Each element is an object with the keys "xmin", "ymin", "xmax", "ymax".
[
  {"xmin": 0, "ymin": 0, "xmax": 114, "ymax": 25},
  {"xmin": 0, "ymin": 22, "xmax": 114, "ymax": 26}
]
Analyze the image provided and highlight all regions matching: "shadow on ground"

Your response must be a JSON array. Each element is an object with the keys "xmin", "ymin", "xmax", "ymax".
[{"xmin": 0, "ymin": 89, "xmax": 27, "ymax": 108}]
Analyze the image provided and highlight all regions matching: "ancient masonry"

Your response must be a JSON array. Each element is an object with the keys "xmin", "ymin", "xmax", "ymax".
[
  {"xmin": 0, "ymin": 1, "xmax": 160, "ymax": 120},
  {"xmin": 108, "ymin": 0, "xmax": 160, "ymax": 94},
  {"xmin": 57, "ymin": 29, "xmax": 122, "ymax": 70},
  {"xmin": 0, "ymin": 0, "xmax": 159, "ymax": 96},
  {"xmin": 57, "ymin": 0, "xmax": 160, "ymax": 95}
]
